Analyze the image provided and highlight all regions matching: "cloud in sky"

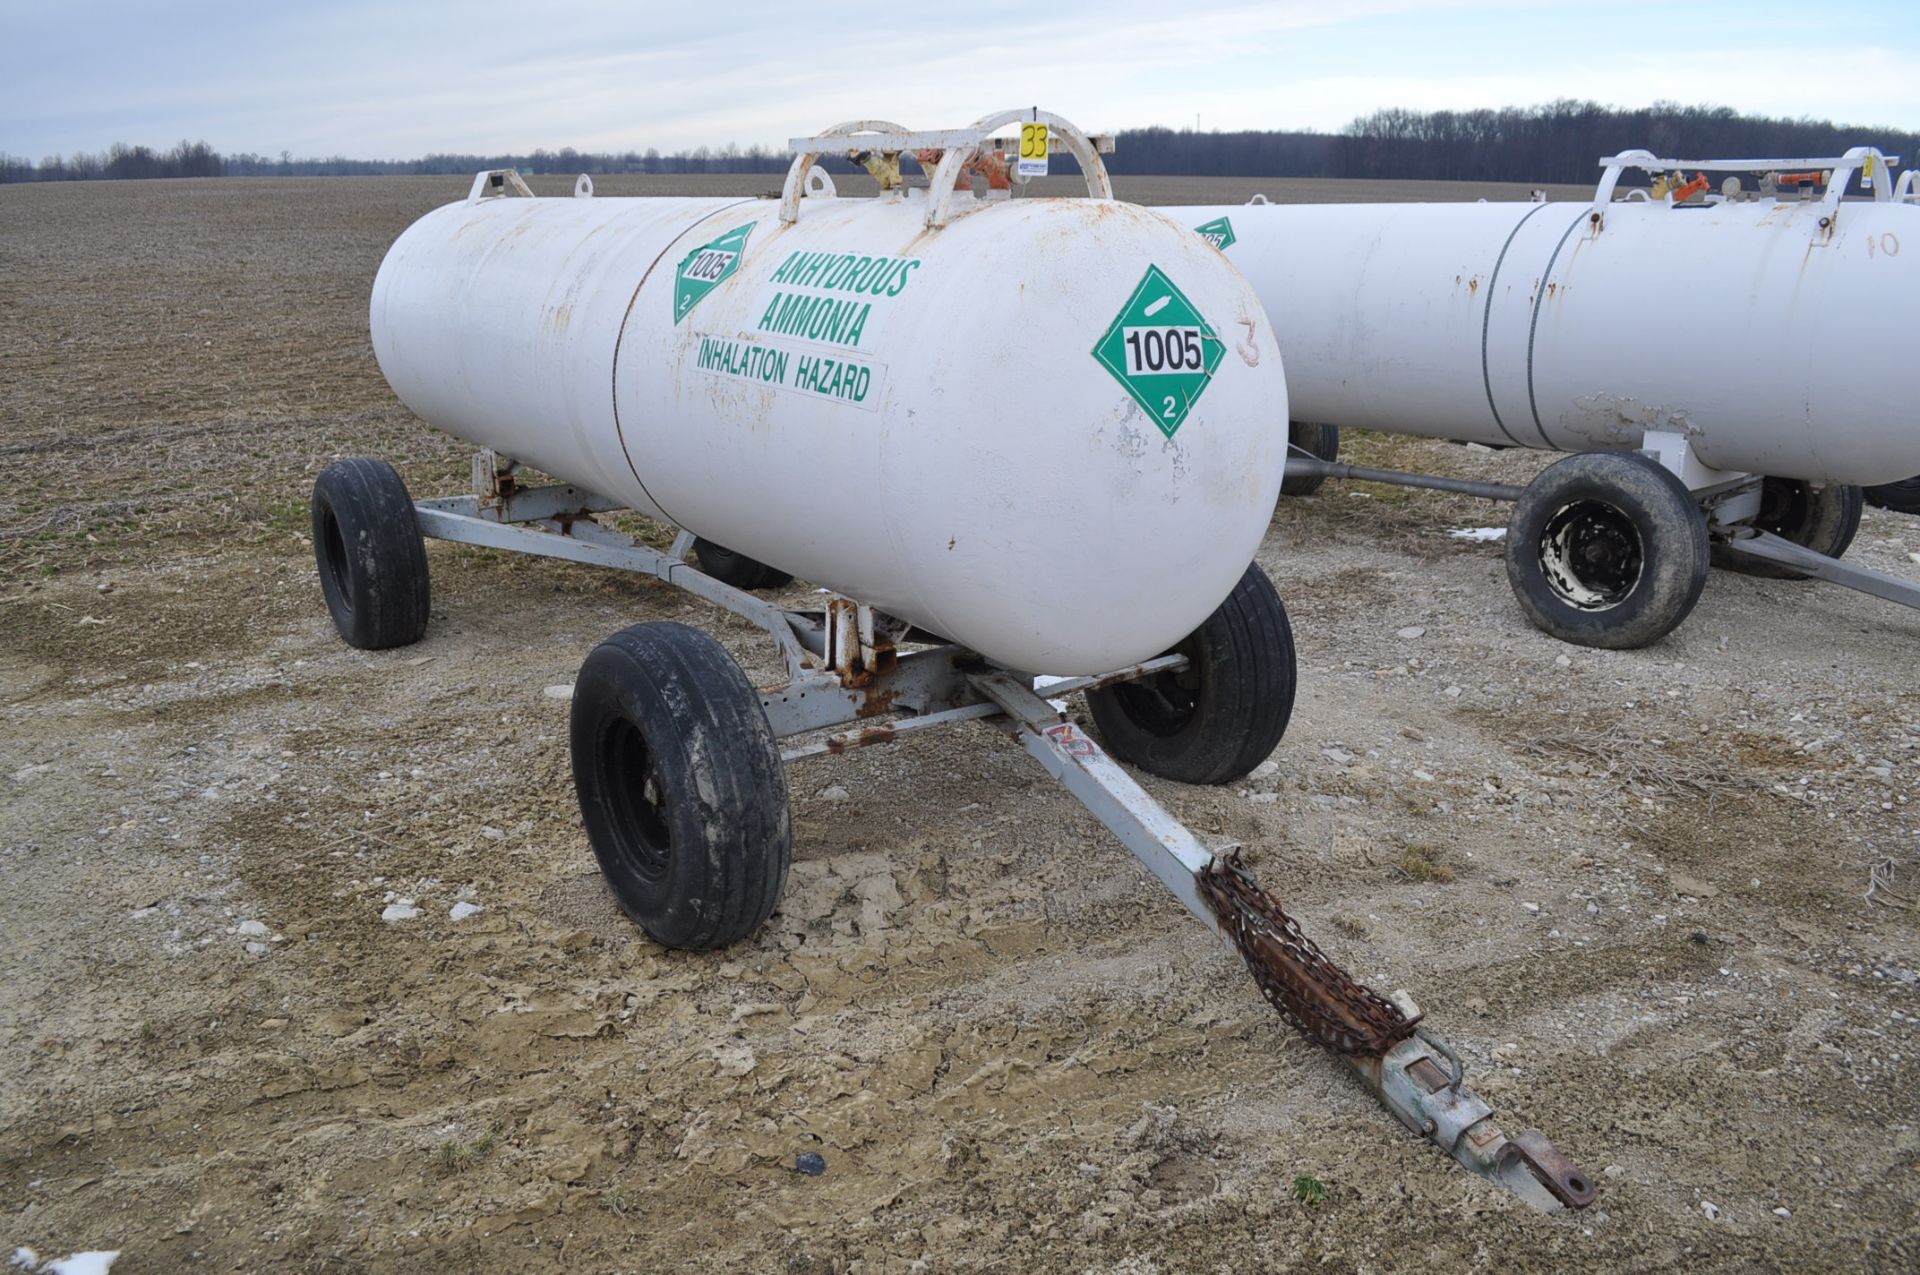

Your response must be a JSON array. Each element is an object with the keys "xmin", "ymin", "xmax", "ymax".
[{"xmin": 2, "ymin": 0, "xmax": 1915, "ymax": 160}]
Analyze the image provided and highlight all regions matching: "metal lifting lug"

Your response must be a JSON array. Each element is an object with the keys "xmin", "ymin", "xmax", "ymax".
[{"xmin": 1350, "ymin": 1006, "xmax": 1596, "ymax": 1212}]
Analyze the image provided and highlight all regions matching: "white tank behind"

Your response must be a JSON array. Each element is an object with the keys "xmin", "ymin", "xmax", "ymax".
[
  {"xmin": 372, "ymin": 185, "xmax": 1286, "ymax": 674},
  {"xmin": 1168, "ymin": 195, "xmax": 1920, "ymax": 484}
]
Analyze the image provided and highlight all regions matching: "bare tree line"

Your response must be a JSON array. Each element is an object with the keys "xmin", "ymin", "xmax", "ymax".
[
  {"xmin": 1324, "ymin": 101, "xmax": 1918, "ymax": 184},
  {"xmin": 1, "ymin": 139, "xmax": 225, "ymax": 182},
  {"xmin": 0, "ymin": 139, "xmax": 801, "ymax": 183},
  {"xmin": 4, "ymin": 102, "xmax": 1915, "ymax": 186}
]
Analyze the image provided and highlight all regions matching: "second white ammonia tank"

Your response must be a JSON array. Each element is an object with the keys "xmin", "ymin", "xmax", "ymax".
[
  {"xmin": 1173, "ymin": 196, "xmax": 1920, "ymax": 484},
  {"xmin": 372, "ymin": 185, "xmax": 1285, "ymax": 674}
]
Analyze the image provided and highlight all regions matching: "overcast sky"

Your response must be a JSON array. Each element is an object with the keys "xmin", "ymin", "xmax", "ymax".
[{"xmin": 3, "ymin": 0, "xmax": 1916, "ymax": 160}]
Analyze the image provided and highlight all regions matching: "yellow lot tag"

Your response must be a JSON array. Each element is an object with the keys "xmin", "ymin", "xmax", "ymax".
[{"xmin": 1018, "ymin": 121, "xmax": 1049, "ymax": 178}]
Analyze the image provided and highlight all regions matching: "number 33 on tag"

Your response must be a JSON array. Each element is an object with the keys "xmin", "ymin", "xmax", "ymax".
[{"xmin": 1017, "ymin": 122, "xmax": 1049, "ymax": 178}]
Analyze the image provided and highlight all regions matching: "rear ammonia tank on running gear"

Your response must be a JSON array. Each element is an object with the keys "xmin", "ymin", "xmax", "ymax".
[{"xmin": 1170, "ymin": 153, "xmax": 1920, "ymax": 485}]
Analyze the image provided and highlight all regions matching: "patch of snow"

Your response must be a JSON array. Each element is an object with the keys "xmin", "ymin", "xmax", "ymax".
[
  {"xmin": 236, "ymin": 920, "xmax": 269, "ymax": 938},
  {"xmin": 381, "ymin": 899, "xmax": 420, "ymax": 923},
  {"xmin": 1448, "ymin": 527, "xmax": 1507, "ymax": 542},
  {"xmin": 45, "ymin": 1254, "xmax": 121, "ymax": 1275},
  {"xmin": 448, "ymin": 901, "xmax": 484, "ymax": 922},
  {"xmin": 542, "ymin": 684, "xmax": 573, "ymax": 701},
  {"xmin": 10, "ymin": 1254, "xmax": 120, "ymax": 1275}
]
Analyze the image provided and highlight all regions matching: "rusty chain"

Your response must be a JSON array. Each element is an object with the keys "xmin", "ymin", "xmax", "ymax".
[{"xmin": 1197, "ymin": 850, "xmax": 1420, "ymax": 1058}]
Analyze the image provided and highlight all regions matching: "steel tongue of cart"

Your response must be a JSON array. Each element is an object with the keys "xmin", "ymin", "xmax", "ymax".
[
  {"xmin": 317, "ymin": 111, "xmax": 1596, "ymax": 1213},
  {"xmin": 315, "ymin": 447, "xmax": 1592, "ymax": 1214}
]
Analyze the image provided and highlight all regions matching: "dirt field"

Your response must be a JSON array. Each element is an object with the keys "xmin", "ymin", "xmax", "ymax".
[{"xmin": 2, "ymin": 173, "xmax": 1916, "ymax": 1273}]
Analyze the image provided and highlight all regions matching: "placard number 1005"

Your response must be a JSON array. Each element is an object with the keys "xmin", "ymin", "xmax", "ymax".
[{"xmin": 1122, "ymin": 326, "xmax": 1204, "ymax": 375}]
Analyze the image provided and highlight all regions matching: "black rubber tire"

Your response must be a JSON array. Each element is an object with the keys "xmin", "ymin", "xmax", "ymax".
[
  {"xmin": 1865, "ymin": 476, "xmax": 1920, "ymax": 515},
  {"xmin": 1279, "ymin": 422, "xmax": 1340, "ymax": 497},
  {"xmin": 1085, "ymin": 563, "xmax": 1297, "ymax": 785},
  {"xmin": 571, "ymin": 621, "xmax": 792, "ymax": 951},
  {"xmin": 311, "ymin": 458, "xmax": 431, "ymax": 650},
  {"xmin": 1713, "ymin": 478, "xmax": 1863, "ymax": 580},
  {"xmin": 1505, "ymin": 450, "xmax": 1709, "ymax": 650},
  {"xmin": 692, "ymin": 538, "xmax": 793, "ymax": 590}
]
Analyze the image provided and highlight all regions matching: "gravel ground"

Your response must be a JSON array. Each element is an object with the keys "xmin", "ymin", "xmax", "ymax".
[{"xmin": 1, "ymin": 174, "xmax": 1917, "ymax": 1273}]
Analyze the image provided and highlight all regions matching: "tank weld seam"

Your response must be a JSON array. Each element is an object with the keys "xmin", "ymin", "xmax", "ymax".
[
  {"xmin": 1523, "ymin": 211, "xmax": 1591, "ymax": 450},
  {"xmin": 610, "ymin": 198, "xmax": 761, "ymax": 527},
  {"xmin": 1480, "ymin": 202, "xmax": 1553, "ymax": 448}
]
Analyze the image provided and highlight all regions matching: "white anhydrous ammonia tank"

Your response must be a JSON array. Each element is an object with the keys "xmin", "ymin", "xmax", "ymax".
[
  {"xmin": 1173, "ymin": 198, "xmax": 1920, "ymax": 484},
  {"xmin": 371, "ymin": 189, "xmax": 1285, "ymax": 674}
]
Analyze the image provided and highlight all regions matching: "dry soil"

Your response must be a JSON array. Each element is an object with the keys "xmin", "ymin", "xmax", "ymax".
[{"xmin": 1, "ymin": 174, "xmax": 1916, "ymax": 1273}]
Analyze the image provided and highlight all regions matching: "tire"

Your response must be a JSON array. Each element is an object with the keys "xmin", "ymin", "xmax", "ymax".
[
  {"xmin": 571, "ymin": 622, "xmax": 792, "ymax": 951},
  {"xmin": 1865, "ymin": 476, "xmax": 1920, "ymax": 515},
  {"xmin": 1505, "ymin": 450, "xmax": 1709, "ymax": 650},
  {"xmin": 311, "ymin": 458, "xmax": 431, "ymax": 650},
  {"xmin": 1280, "ymin": 422, "xmax": 1340, "ymax": 497},
  {"xmin": 1713, "ymin": 478, "xmax": 1863, "ymax": 580},
  {"xmin": 1085, "ymin": 563, "xmax": 1297, "ymax": 785},
  {"xmin": 692, "ymin": 538, "xmax": 793, "ymax": 590}
]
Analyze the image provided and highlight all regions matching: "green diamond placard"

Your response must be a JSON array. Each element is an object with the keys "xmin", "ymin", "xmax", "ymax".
[
  {"xmin": 1091, "ymin": 265, "xmax": 1225, "ymax": 439},
  {"xmin": 1194, "ymin": 216, "xmax": 1236, "ymax": 250},
  {"xmin": 673, "ymin": 223, "xmax": 753, "ymax": 324}
]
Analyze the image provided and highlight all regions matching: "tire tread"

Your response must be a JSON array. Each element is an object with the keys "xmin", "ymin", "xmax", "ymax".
[
  {"xmin": 1280, "ymin": 422, "xmax": 1340, "ymax": 498},
  {"xmin": 312, "ymin": 458, "xmax": 430, "ymax": 650},
  {"xmin": 572, "ymin": 622, "xmax": 791, "ymax": 951},
  {"xmin": 1504, "ymin": 450, "xmax": 1708, "ymax": 649},
  {"xmin": 1086, "ymin": 564, "xmax": 1296, "ymax": 784}
]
